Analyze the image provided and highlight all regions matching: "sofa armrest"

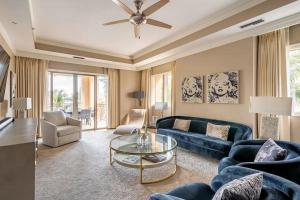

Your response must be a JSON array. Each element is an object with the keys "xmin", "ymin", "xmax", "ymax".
[
  {"xmin": 228, "ymin": 145, "xmax": 260, "ymax": 162},
  {"xmin": 41, "ymin": 120, "xmax": 58, "ymax": 147},
  {"xmin": 156, "ymin": 117, "xmax": 175, "ymax": 129},
  {"xmin": 232, "ymin": 140, "xmax": 268, "ymax": 148},
  {"xmin": 238, "ymin": 158, "xmax": 300, "ymax": 184},
  {"xmin": 212, "ymin": 166, "xmax": 300, "ymax": 199},
  {"xmin": 67, "ymin": 117, "xmax": 82, "ymax": 128}
]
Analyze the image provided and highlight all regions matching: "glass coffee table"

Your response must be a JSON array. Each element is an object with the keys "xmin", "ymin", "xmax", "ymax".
[{"xmin": 110, "ymin": 133, "xmax": 177, "ymax": 184}]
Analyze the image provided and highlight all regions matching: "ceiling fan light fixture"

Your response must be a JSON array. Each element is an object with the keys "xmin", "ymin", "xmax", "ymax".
[
  {"xmin": 104, "ymin": 0, "xmax": 172, "ymax": 39},
  {"xmin": 129, "ymin": 13, "xmax": 146, "ymax": 25}
]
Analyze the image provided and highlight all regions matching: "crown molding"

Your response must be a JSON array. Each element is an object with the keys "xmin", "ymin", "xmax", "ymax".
[
  {"xmin": 15, "ymin": 50, "xmax": 137, "ymax": 71},
  {"xmin": 135, "ymin": 12, "xmax": 300, "ymax": 70},
  {"xmin": 131, "ymin": 0, "xmax": 265, "ymax": 58},
  {"xmin": 0, "ymin": 21, "xmax": 15, "ymax": 54},
  {"xmin": 35, "ymin": 38, "xmax": 131, "ymax": 59},
  {"xmin": 35, "ymin": 42, "xmax": 133, "ymax": 64}
]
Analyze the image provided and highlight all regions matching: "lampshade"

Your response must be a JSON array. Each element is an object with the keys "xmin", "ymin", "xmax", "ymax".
[
  {"xmin": 155, "ymin": 102, "xmax": 168, "ymax": 110},
  {"xmin": 249, "ymin": 96, "xmax": 292, "ymax": 116},
  {"xmin": 13, "ymin": 98, "xmax": 32, "ymax": 110},
  {"xmin": 132, "ymin": 91, "xmax": 145, "ymax": 99}
]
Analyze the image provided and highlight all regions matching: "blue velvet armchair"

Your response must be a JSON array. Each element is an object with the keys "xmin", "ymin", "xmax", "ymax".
[
  {"xmin": 218, "ymin": 140, "xmax": 300, "ymax": 185},
  {"xmin": 149, "ymin": 166, "xmax": 300, "ymax": 200}
]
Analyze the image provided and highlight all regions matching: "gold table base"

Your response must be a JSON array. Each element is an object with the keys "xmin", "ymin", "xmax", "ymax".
[{"xmin": 110, "ymin": 147, "xmax": 177, "ymax": 184}]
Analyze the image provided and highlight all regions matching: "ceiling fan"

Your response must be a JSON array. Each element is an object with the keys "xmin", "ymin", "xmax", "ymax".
[{"xmin": 103, "ymin": 0, "xmax": 172, "ymax": 39}]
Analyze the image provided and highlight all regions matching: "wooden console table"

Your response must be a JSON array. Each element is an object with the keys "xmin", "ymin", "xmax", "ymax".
[{"xmin": 0, "ymin": 118, "xmax": 38, "ymax": 200}]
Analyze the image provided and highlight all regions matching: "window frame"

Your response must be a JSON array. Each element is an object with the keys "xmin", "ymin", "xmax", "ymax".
[
  {"xmin": 47, "ymin": 71, "xmax": 109, "ymax": 130},
  {"xmin": 288, "ymin": 43, "xmax": 300, "ymax": 116}
]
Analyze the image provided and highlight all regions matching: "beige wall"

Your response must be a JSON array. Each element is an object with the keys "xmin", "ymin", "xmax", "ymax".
[
  {"xmin": 290, "ymin": 24, "xmax": 300, "ymax": 45},
  {"xmin": 0, "ymin": 32, "xmax": 15, "ymax": 118},
  {"xmin": 119, "ymin": 70, "xmax": 141, "ymax": 123},
  {"xmin": 175, "ymin": 38, "xmax": 256, "ymax": 127}
]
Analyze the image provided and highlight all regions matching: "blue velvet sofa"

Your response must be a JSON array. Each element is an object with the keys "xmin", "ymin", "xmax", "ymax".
[
  {"xmin": 218, "ymin": 140, "xmax": 300, "ymax": 184},
  {"xmin": 150, "ymin": 166, "xmax": 300, "ymax": 200},
  {"xmin": 156, "ymin": 116, "xmax": 252, "ymax": 159}
]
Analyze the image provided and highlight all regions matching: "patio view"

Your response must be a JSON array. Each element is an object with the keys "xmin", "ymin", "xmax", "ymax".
[{"xmin": 48, "ymin": 72, "xmax": 108, "ymax": 130}]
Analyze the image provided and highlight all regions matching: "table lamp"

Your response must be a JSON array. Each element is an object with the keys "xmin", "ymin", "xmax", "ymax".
[
  {"xmin": 249, "ymin": 96, "xmax": 292, "ymax": 139},
  {"xmin": 132, "ymin": 91, "xmax": 145, "ymax": 106},
  {"xmin": 13, "ymin": 98, "xmax": 32, "ymax": 118}
]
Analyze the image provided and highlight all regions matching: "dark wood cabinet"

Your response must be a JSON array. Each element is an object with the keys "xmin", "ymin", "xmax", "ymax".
[{"xmin": 0, "ymin": 119, "xmax": 38, "ymax": 200}]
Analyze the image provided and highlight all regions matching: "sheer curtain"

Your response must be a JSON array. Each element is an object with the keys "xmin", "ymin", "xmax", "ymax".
[
  {"xmin": 171, "ymin": 61, "xmax": 176, "ymax": 115},
  {"xmin": 141, "ymin": 68, "xmax": 152, "ymax": 126},
  {"xmin": 257, "ymin": 28, "xmax": 290, "ymax": 140},
  {"xmin": 15, "ymin": 56, "xmax": 49, "ymax": 136},
  {"xmin": 107, "ymin": 68, "xmax": 120, "ymax": 128}
]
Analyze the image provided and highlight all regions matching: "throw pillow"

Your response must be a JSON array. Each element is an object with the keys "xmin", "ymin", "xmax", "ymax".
[
  {"xmin": 173, "ymin": 119, "xmax": 191, "ymax": 132},
  {"xmin": 212, "ymin": 173, "xmax": 263, "ymax": 200},
  {"xmin": 254, "ymin": 138, "xmax": 287, "ymax": 162},
  {"xmin": 206, "ymin": 123, "xmax": 230, "ymax": 140}
]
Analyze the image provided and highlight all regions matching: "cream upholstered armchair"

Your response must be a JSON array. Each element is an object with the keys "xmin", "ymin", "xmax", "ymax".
[
  {"xmin": 41, "ymin": 111, "xmax": 82, "ymax": 147},
  {"xmin": 113, "ymin": 109, "xmax": 146, "ymax": 135}
]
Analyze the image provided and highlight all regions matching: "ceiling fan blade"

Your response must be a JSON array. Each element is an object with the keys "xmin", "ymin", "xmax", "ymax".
[
  {"xmin": 142, "ymin": 0, "xmax": 169, "ymax": 16},
  {"xmin": 112, "ymin": 0, "xmax": 135, "ymax": 15},
  {"xmin": 103, "ymin": 19, "xmax": 128, "ymax": 25},
  {"xmin": 146, "ymin": 19, "xmax": 172, "ymax": 29},
  {"xmin": 134, "ymin": 25, "xmax": 141, "ymax": 39}
]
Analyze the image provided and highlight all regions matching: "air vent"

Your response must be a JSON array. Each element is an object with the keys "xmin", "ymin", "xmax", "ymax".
[
  {"xmin": 73, "ymin": 56, "xmax": 85, "ymax": 60},
  {"xmin": 240, "ymin": 19, "xmax": 264, "ymax": 29}
]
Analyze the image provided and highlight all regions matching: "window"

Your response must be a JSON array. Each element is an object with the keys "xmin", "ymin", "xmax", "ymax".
[
  {"xmin": 47, "ymin": 72, "xmax": 108, "ymax": 130},
  {"xmin": 288, "ymin": 46, "xmax": 300, "ymax": 114},
  {"xmin": 151, "ymin": 71, "xmax": 172, "ymax": 116}
]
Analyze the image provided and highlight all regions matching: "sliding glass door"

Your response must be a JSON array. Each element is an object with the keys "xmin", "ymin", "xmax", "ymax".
[
  {"xmin": 77, "ymin": 75, "xmax": 95, "ymax": 130},
  {"xmin": 97, "ymin": 75, "xmax": 108, "ymax": 128},
  {"xmin": 48, "ymin": 72, "xmax": 108, "ymax": 130},
  {"xmin": 51, "ymin": 73, "xmax": 74, "ymax": 114}
]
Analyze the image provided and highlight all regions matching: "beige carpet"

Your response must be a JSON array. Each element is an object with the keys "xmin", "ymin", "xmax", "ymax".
[{"xmin": 36, "ymin": 130, "xmax": 218, "ymax": 200}]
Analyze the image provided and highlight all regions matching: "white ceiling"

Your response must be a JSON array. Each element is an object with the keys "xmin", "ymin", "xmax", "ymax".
[
  {"xmin": 1, "ymin": 0, "xmax": 300, "ymax": 70},
  {"xmin": 31, "ymin": 0, "xmax": 252, "ymax": 56}
]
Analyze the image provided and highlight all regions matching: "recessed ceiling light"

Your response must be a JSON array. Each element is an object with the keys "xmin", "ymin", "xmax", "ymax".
[{"xmin": 11, "ymin": 21, "xmax": 18, "ymax": 25}]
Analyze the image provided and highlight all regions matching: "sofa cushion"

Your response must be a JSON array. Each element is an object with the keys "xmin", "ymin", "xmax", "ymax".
[
  {"xmin": 206, "ymin": 123, "xmax": 230, "ymax": 140},
  {"xmin": 158, "ymin": 129, "xmax": 232, "ymax": 153},
  {"xmin": 254, "ymin": 139, "xmax": 287, "ymax": 162},
  {"xmin": 57, "ymin": 125, "xmax": 80, "ymax": 137},
  {"xmin": 189, "ymin": 133, "xmax": 233, "ymax": 153},
  {"xmin": 44, "ymin": 111, "xmax": 67, "ymax": 126},
  {"xmin": 212, "ymin": 173, "xmax": 263, "ymax": 200},
  {"xmin": 173, "ymin": 119, "xmax": 191, "ymax": 132}
]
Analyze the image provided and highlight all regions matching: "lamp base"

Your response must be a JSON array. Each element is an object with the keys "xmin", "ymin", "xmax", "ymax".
[{"xmin": 259, "ymin": 116, "xmax": 279, "ymax": 140}]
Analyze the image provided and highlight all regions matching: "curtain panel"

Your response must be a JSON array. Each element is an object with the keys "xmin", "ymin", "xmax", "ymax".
[
  {"xmin": 256, "ymin": 28, "xmax": 290, "ymax": 140},
  {"xmin": 107, "ymin": 68, "xmax": 120, "ymax": 128},
  {"xmin": 141, "ymin": 68, "xmax": 152, "ymax": 125},
  {"xmin": 15, "ymin": 56, "xmax": 49, "ymax": 136},
  {"xmin": 171, "ymin": 61, "xmax": 176, "ymax": 115}
]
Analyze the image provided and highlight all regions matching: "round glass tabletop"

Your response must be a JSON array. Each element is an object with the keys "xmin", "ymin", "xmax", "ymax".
[{"xmin": 110, "ymin": 133, "xmax": 177, "ymax": 155}]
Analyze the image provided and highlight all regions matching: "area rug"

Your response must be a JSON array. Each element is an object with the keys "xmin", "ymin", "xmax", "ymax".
[{"xmin": 36, "ymin": 130, "xmax": 218, "ymax": 200}]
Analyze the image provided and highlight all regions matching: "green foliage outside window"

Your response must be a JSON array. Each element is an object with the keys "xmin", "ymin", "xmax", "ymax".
[{"xmin": 289, "ymin": 49, "xmax": 300, "ymax": 112}]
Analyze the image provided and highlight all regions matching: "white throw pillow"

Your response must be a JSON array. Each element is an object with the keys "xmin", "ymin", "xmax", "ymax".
[
  {"xmin": 173, "ymin": 119, "xmax": 191, "ymax": 132},
  {"xmin": 206, "ymin": 123, "xmax": 230, "ymax": 140}
]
